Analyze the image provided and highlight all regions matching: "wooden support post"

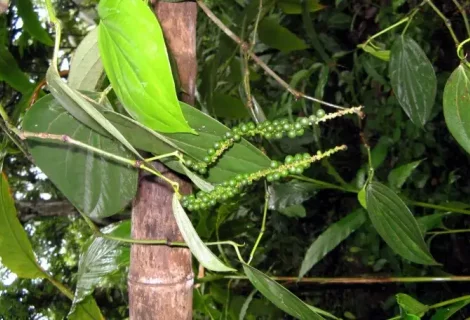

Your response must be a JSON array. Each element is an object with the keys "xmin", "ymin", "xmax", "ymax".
[{"xmin": 128, "ymin": 2, "xmax": 197, "ymax": 319}]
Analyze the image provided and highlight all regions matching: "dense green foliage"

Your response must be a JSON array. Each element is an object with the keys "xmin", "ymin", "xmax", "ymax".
[{"xmin": 1, "ymin": 0, "xmax": 470, "ymax": 319}]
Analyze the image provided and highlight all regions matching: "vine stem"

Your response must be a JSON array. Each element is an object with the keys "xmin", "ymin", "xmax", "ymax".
[
  {"xmin": 426, "ymin": 0, "xmax": 460, "ymax": 47},
  {"xmin": 452, "ymin": 0, "xmax": 470, "ymax": 39},
  {"xmin": 427, "ymin": 228, "xmax": 470, "ymax": 235},
  {"xmin": 363, "ymin": 17, "xmax": 410, "ymax": 47},
  {"xmin": 248, "ymin": 183, "xmax": 269, "ymax": 264},
  {"xmin": 4, "ymin": 125, "xmax": 180, "ymax": 194},
  {"xmin": 219, "ymin": 275, "xmax": 470, "ymax": 284},
  {"xmin": 430, "ymin": 295, "xmax": 470, "ymax": 309},
  {"xmin": 197, "ymin": 0, "xmax": 348, "ymax": 110}
]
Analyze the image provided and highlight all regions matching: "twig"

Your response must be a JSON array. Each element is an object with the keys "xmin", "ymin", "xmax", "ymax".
[
  {"xmin": 453, "ymin": 0, "xmax": 470, "ymax": 39},
  {"xmin": 219, "ymin": 275, "xmax": 470, "ymax": 284},
  {"xmin": 197, "ymin": 0, "xmax": 349, "ymax": 110},
  {"xmin": 248, "ymin": 182, "xmax": 269, "ymax": 264},
  {"xmin": 426, "ymin": 0, "xmax": 460, "ymax": 47}
]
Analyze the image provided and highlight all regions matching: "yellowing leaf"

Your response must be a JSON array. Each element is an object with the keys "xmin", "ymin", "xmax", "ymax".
[{"xmin": 98, "ymin": 0, "xmax": 194, "ymax": 134}]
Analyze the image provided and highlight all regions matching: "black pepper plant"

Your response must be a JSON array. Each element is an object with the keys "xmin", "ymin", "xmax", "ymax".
[{"xmin": 1, "ymin": 0, "xmax": 470, "ymax": 318}]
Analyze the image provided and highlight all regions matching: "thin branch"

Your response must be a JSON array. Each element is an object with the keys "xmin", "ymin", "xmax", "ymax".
[
  {"xmin": 197, "ymin": 0, "xmax": 349, "ymax": 110},
  {"xmin": 453, "ymin": 0, "xmax": 470, "ymax": 39},
  {"xmin": 426, "ymin": 0, "xmax": 460, "ymax": 47},
  {"xmin": 220, "ymin": 275, "xmax": 470, "ymax": 284}
]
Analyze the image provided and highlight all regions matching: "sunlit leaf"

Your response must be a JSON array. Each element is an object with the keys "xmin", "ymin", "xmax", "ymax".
[
  {"xmin": 242, "ymin": 264, "xmax": 324, "ymax": 320},
  {"xmin": 357, "ymin": 43, "xmax": 390, "ymax": 61},
  {"xmin": 387, "ymin": 160, "xmax": 422, "ymax": 189},
  {"xmin": 98, "ymin": 0, "xmax": 194, "ymax": 133},
  {"xmin": 172, "ymin": 195, "xmax": 235, "ymax": 272},
  {"xmin": 16, "ymin": 0, "xmax": 53, "ymax": 45},
  {"xmin": 366, "ymin": 181, "xmax": 438, "ymax": 265},
  {"xmin": 443, "ymin": 64, "xmax": 470, "ymax": 155},
  {"xmin": 389, "ymin": 36, "xmax": 436, "ymax": 127},
  {"xmin": 258, "ymin": 17, "xmax": 308, "ymax": 53},
  {"xmin": 396, "ymin": 293, "xmax": 429, "ymax": 316},
  {"xmin": 69, "ymin": 28, "xmax": 105, "ymax": 91},
  {"xmin": 298, "ymin": 210, "xmax": 366, "ymax": 279},
  {"xmin": 0, "ymin": 173, "xmax": 46, "ymax": 278},
  {"xmin": 0, "ymin": 46, "xmax": 33, "ymax": 94},
  {"xmin": 23, "ymin": 95, "xmax": 138, "ymax": 218}
]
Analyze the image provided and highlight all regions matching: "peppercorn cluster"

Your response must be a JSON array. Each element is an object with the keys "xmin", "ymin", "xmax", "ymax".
[
  {"xmin": 182, "ymin": 108, "xmax": 329, "ymax": 175},
  {"xmin": 181, "ymin": 145, "xmax": 347, "ymax": 211}
]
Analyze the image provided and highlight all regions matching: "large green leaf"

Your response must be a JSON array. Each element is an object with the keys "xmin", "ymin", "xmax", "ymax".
[
  {"xmin": 15, "ymin": 0, "xmax": 53, "ymax": 45},
  {"xmin": 242, "ymin": 264, "xmax": 324, "ymax": 320},
  {"xmin": 172, "ymin": 195, "xmax": 235, "ymax": 272},
  {"xmin": 278, "ymin": 0, "xmax": 325, "ymax": 14},
  {"xmin": 104, "ymin": 102, "xmax": 271, "ymax": 183},
  {"xmin": 258, "ymin": 17, "xmax": 308, "ymax": 53},
  {"xmin": 72, "ymin": 223, "xmax": 129, "ymax": 307},
  {"xmin": 68, "ymin": 295, "xmax": 104, "ymax": 320},
  {"xmin": 69, "ymin": 28, "xmax": 105, "ymax": 91},
  {"xmin": 98, "ymin": 0, "xmax": 194, "ymax": 134},
  {"xmin": 212, "ymin": 93, "xmax": 249, "ymax": 120},
  {"xmin": 23, "ymin": 95, "xmax": 138, "ymax": 218},
  {"xmin": 0, "ymin": 173, "xmax": 46, "ymax": 278},
  {"xmin": 0, "ymin": 46, "xmax": 33, "ymax": 94},
  {"xmin": 396, "ymin": 294, "xmax": 429, "ymax": 316},
  {"xmin": 298, "ymin": 209, "xmax": 366, "ymax": 279},
  {"xmin": 389, "ymin": 36, "xmax": 436, "ymax": 127},
  {"xmin": 387, "ymin": 160, "xmax": 422, "ymax": 189},
  {"xmin": 443, "ymin": 64, "xmax": 470, "ymax": 155},
  {"xmin": 366, "ymin": 181, "xmax": 437, "ymax": 265}
]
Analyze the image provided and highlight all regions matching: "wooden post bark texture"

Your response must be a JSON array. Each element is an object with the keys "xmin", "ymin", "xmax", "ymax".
[{"xmin": 128, "ymin": 2, "xmax": 197, "ymax": 319}]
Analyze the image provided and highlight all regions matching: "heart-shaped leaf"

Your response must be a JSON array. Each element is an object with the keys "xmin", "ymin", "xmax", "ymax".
[
  {"xmin": 23, "ymin": 94, "xmax": 138, "ymax": 218},
  {"xmin": 366, "ymin": 181, "xmax": 437, "ymax": 265},
  {"xmin": 443, "ymin": 64, "xmax": 470, "ymax": 155},
  {"xmin": 298, "ymin": 209, "xmax": 366, "ymax": 279},
  {"xmin": 69, "ymin": 28, "xmax": 105, "ymax": 91},
  {"xmin": 0, "ymin": 173, "xmax": 46, "ymax": 278},
  {"xmin": 172, "ymin": 194, "xmax": 235, "ymax": 272},
  {"xmin": 242, "ymin": 264, "xmax": 324, "ymax": 320},
  {"xmin": 389, "ymin": 36, "xmax": 436, "ymax": 127},
  {"xmin": 98, "ymin": 0, "xmax": 194, "ymax": 134}
]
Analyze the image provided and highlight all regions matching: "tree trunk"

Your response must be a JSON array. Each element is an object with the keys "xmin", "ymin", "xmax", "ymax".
[{"xmin": 128, "ymin": 2, "xmax": 197, "ymax": 319}]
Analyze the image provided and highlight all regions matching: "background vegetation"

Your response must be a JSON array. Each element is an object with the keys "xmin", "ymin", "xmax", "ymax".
[{"xmin": 1, "ymin": 0, "xmax": 470, "ymax": 319}]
